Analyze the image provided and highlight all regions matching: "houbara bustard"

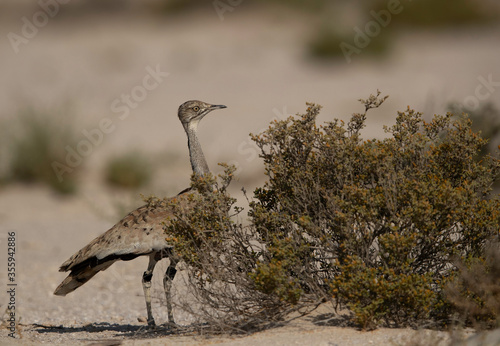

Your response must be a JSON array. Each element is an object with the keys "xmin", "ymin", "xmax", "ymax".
[{"xmin": 54, "ymin": 100, "xmax": 227, "ymax": 328}]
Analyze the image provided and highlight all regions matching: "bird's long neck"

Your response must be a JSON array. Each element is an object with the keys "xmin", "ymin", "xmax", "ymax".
[{"xmin": 184, "ymin": 122, "xmax": 210, "ymax": 176}]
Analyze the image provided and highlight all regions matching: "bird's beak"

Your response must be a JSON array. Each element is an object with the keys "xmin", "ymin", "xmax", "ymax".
[{"xmin": 211, "ymin": 104, "xmax": 227, "ymax": 109}]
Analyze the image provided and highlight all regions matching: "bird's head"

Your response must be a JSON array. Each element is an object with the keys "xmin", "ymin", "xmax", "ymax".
[{"xmin": 178, "ymin": 100, "xmax": 226, "ymax": 127}]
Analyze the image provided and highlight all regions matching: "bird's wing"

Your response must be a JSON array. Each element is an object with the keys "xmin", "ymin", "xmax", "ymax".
[{"xmin": 58, "ymin": 192, "xmax": 192, "ymax": 272}]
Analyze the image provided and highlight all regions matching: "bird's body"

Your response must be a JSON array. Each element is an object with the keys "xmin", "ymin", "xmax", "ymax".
[
  {"xmin": 54, "ymin": 198, "xmax": 176, "ymax": 295},
  {"xmin": 54, "ymin": 101, "xmax": 227, "ymax": 327}
]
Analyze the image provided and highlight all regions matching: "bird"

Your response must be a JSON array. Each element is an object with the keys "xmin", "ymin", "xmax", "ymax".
[{"xmin": 54, "ymin": 100, "xmax": 227, "ymax": 328}]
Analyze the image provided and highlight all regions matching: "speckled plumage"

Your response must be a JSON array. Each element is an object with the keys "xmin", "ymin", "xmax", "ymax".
[
  {"xmin": 54, "ymin": 101, "xmax": 226, "ymax": 327},
  {"xmin": 54, "ymin": 197, "xmax": 178, "ymax": 295}
]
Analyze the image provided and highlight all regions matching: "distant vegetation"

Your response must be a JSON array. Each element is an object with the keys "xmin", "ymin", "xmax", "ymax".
[
  {"xmin": 4, "ymin": 108, "xmax": 79, "ymax": 194},
  {"xmin": 0, "ymin": 104, "xmax": 157, "ymax": 194},
  {"xmin": 307, "ymin": 0, "xmax": 499, "ymax": 60},
  {"xmin": 104, "ymin": 151, "xmax": 153, "ymax": 189},
  {"xmin": 5, "ymin": 0, "xmax": 497, "ymax": 61},
  {"xmin": 119, "ymin": 0, "xmax": 500, "ymax": 61},
  {"xmin": 374, "ymin": 0, "xmax": 499, "ymax": 28},
  {"xmin": 308, "ymin": 25, "xmax": 392, "ymax": 60}
]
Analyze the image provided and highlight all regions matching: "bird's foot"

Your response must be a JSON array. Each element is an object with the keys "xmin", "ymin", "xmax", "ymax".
[
  {"xmin": 164, "ymin": 320, "xmax": 177, "ymax": 330},
  {"xmin": 147, "ymin": 319, "xmax": 157, "ymax": 329},
  {"xmin": 138, "ymin": 315, "xmax": 157, "ymax": 329}
]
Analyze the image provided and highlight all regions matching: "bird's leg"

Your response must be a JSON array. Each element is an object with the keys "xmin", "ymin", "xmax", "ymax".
[
  {"xmin": 164, "ymin": 255, "xmax": 179, "ymax": 326},
  {"xmin": 142, "ymin": 254, "xmax": 158, "ymax": 328}
]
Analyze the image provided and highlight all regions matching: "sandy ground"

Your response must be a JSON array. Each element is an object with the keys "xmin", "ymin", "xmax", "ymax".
[{"xmin": 1, "ymin": 4, "xmax": 500, "ymax": 345}]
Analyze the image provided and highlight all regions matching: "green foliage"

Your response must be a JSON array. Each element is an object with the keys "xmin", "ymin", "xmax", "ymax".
[
  {"xmin": 331, "ymin": 255, "xmax": 436, "ymax": 329},
  {"xmin": 7, "ymin": 108, "xmax": 78, "ymax": 194},
  {"xmin": 249, "ymin": 237, "xmax": 306, "ymax": 304},
  {"xmin": 250, "ymin": 91, "xmax": 500, "ymax": 328},
  {"xmin": 105, "ymin": 151, "xmax": 152, "ymax": 189}
]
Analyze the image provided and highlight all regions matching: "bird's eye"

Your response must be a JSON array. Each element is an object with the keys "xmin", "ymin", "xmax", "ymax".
[{"xmin": 192, "ymin": 106, "xmax": 200, "ymax": 112}]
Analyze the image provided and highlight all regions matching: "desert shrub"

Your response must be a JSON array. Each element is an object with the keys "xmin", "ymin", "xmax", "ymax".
[
  {"xmin": 105, "ymin": 151, "xmax": 152, "ymax": 189},
  {"xmin": 7, "ymin": 108, "xmax": 79, "ymax": 194},
  {"xmin": 163, "ymin": 165, "xmax": 319, "ymax": 332},
  {"xmin": 448, "ymin": 102, "xmax": 500, "ymax": 193},
  {"xmin": 165, "ymin": 92, "xmax": 500, "ymax": 331},
  {"xmin": 449, "ymin": 102, "xmax": 500, "ymax": 159},
  {"xmin": 249, "ymin": 92, "xmax": 500, "ymax": 329},
  {"xmin": 446, "ymin": 242, "xmax": 500, "ymax": 329}
]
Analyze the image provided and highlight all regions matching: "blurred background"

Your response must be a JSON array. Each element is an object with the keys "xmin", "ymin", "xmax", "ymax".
[
  {"xmin": 1, "ymin": 0, "xmax": 500, "ymax": 198},
  {"xmin": 1, "ymin": 0, "xmax": 499, "ymax": 199},
  {"xmin": 0, "ymin": 0, "xmax": 499, "ymax": 326}
]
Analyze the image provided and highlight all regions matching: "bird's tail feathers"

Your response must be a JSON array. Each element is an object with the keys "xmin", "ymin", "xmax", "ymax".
[{"xmin": 54, "ymin": 260, "xmax": 115, "ymax": 296}]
